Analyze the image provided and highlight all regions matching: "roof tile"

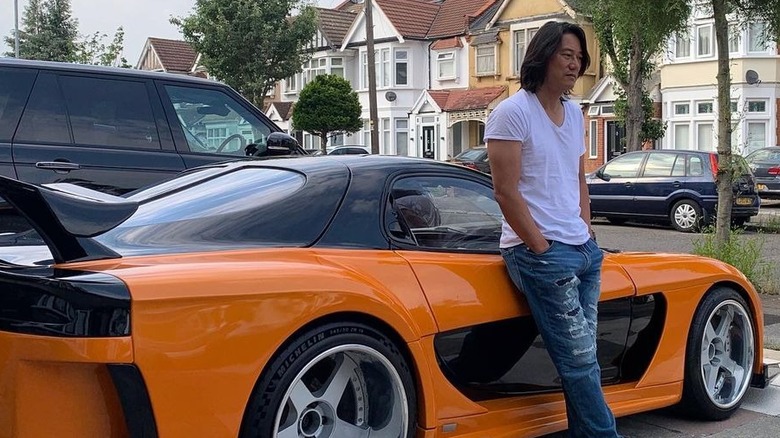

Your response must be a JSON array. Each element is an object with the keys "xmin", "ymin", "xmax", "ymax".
[
  {"xmin": 147, "ymin": 37, "xmax": 198, "ymax": 73},
  {"xmin": 430, "ymin": 86, "xmax": 507, "ymax": 111},
  {"xmin": 317, "ymin": 8, "xmax": 357, "ymax": 46}
]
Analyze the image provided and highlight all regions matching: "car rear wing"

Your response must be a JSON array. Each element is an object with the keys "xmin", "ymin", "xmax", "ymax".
[{"xmin": 0, "ymin": 176, "xmax": 138, "ymax": 264}]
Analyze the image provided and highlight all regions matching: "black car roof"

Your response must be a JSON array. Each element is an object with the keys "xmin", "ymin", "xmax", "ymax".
[{"xmin": 0, "ymin": 58, "xmax": 218, "ymax": 86}]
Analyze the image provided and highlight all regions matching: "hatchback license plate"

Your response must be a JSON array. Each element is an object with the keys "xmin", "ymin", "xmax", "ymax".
[
  {"xmin": 736, "ymin": 197, "xmax": 753, "ymax": 206},
  {"xmin": 757, "ymin": 184, "xmax": 767, "ymax": 190}
]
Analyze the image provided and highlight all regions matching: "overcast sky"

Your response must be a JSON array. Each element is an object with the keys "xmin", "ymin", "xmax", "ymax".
[{"xmin": 1, "ymin": 0, "xmax": 343, "ymax": 63}]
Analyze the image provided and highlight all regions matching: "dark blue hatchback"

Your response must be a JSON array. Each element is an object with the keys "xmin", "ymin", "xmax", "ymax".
[{"xmin": 587, "ymin": 150, "xmax": 759, "ymax": 232}]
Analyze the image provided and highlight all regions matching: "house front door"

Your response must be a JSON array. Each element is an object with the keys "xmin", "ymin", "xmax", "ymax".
[
  {"xmin": 606, "ymin": 120, "xmax": 626, "ymax": 162},
  {"xmin": 422, "ymin": 126, "xmax": 435, "ymax": 159}
]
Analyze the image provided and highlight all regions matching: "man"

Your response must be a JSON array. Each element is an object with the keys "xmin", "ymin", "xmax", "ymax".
[{"xmin": 484, "ymin": 21, "xmax": 620, "ymax": 437}]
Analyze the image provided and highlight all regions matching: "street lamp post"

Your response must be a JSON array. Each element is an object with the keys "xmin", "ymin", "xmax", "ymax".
[{"xmin": 14, "ymin": 0, "xmax": 21, "ymax": 57}]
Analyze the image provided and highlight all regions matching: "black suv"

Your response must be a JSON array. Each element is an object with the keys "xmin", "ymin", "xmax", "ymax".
[
  {"xmin": 0, "ymin": 59, "xmax": 302, "ymax": 230},
  {"xmin": 587, "ymin": 150, "xmax": 759, "ymax": 232}
]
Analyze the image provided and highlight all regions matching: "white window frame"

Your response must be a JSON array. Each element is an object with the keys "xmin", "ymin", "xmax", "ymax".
[
  {"xmin": 394, "ymin": 49, "xmax": 409, "ymax": 86},
  {"xmin": 746, "ymin": 121, "xmax": 767, "ymax": 153},
  {"xmin": 728, "ymin": 24, "xmax": 741, "ymax": 53},
  {"xmin": 746, "ymin": 99, "xmax": 768, "ymax": 113},
  {"xmin": 697, "ymin": 25, "xmax": 713, "ymax": 57},
  {"xmin": 436, "ymin": 51, "xmax": 456, "ymax": 80},
  {"xmin": 601, "ymin": 105, "xmax": 615, "ymax": 116},
  {"xmin": 284, "ymin": 74, "xmax": 297, "ymax": 93},
  {"xmin": 511, "ymin": 26, "xmax": 539, "ymax": 76},
  {"xmin": 695, "ymin": 122, "xmax": 714, "ymax": 152},
  {"xmin": 675, "ymin": 32, "xmax": 691, "ymax": 58},
  {"xmin": 587, "ymin": 106, "xmax": 600, "ymax": 116},
  {"xmin": 748, "ymin": 21, "xmax": 768, "ymax": 53},
  {"xmin": 381, "ymin": 118, "xmax": 391, "ymax": 154},
  {"xmin": 329, "ymin": 57, "xmax": 344, "ymax": 78},
  {"xmin": 475, "ymin": 45, "xmax": 497, "ymax": 76},
  {"xmin": 673, "ymin": 122, "xmax": 691, "ymax": 150},
  {"xmin": 395, "ymin": 118, "xmax": 409, "ymax": 156},
  {"xmin": 589, "ymin": 120, "xmax": 598, "ymax": 158},
  {"xmin": 696, "ymin": 101, "xmax": 713, "ymax": 114},
  {"xmin": 360, "ymin": 51, "xmax": 368, "ymax": 90},
  {"xmin": 674, "ymin": 102, "xmax": 690, "ymax": 116}
]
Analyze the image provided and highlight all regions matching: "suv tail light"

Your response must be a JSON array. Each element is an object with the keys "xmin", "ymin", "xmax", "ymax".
[
  {"xmin": 768, "ymin": 166, "xmax": 780, "ymax": 176},
  {"xmin": 709, "ymin": 154, "xmax": 719, "ymax": 179}
]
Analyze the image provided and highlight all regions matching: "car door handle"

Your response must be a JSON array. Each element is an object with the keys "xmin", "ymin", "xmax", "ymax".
[
  {"xmin": 35, "ymin": 161, "xmax": 81, "ymax": 172},
  {"xmin": 673, "ymin": 181, "xmax": 681, "ymax": 187}
]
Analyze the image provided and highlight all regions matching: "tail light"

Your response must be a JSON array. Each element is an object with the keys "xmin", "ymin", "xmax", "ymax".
[
  {"xmin": 768, "ymin": 166, "xmax": 780, "ymax": 176},
  {"xmin": 709, "ymin": 154, "xmax": 719, "ymax": 178},
  {"xmin": 463, "ymin": 162, "xmax": 478, "ymax": 170}
]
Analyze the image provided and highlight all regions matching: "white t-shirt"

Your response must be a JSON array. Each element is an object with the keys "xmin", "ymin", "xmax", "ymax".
[{"xmin": 483, "ymin": 89, "xmax": 590, "ymax": 248}]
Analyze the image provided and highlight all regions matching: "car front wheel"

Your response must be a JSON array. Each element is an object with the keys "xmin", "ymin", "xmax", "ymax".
[
  {"xmin": 670, "ymin": 199, "xmax": 703, "ymax": 232},
  {"xmin": 240, "ymin": 322, "xmax": 417, "ymax": 438},
  {"xmin": 680, "ymin": 287, "xmax": 755, "ymax": 420}
]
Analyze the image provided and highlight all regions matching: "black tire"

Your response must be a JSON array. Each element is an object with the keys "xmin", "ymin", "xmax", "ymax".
[
  {"xmin": 606, "ymin": 217, "xmax": 627, "ymax": 225},
  {"xmin": 680, "ymin": 287, "xmax": 756, "ymax": 420},
  {"xmin": 670, "ymin": 199, "xmax": 703, "ymax": 232},
  {"xmin": 240, "ymin": 322, "xmax": 417, "ymax": 437}
]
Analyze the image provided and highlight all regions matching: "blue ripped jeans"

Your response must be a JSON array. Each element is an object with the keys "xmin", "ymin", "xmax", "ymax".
[{"xmin": 501, "ymin": 239, "xmax": 619, "ymax": 438}]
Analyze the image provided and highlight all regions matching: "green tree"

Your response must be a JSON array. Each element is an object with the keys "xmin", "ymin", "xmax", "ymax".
[
  {"xmin": 172, "ymin": 0, "xmax": 318, "ymax": 107},
  {"xmin": 4, "ymin": 0, "xmax": 79, "ymax": 61},
  {"xmin": 75, "ymin": 27, "xmax": 131, "ymax": 67},
  {"xmin": 292, "ymin": 74, "xmax": 362, "ymax": 152},
  {"xmin": 705, "ymin": 0, "xmax": 779, "ymax": 244},
  {"xmin": 581, "ymin": 0, "xmax": 691, "ymax": 152}
]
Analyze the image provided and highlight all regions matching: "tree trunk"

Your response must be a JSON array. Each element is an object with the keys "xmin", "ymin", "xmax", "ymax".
[
  {"xmin": 624, "ymin": 34, "xmax": 645, "ymax": 152},
  {"xmin": 320, "ymin": 133, "xmax": 328, "ymax": 154},
  {"xmin": 712, "ymin": 0, "xmax": 733, "ymax": 245}
]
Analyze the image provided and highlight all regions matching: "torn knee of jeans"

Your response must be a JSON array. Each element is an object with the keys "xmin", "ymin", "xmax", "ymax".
[{"xmin": 555, "ymin": 276, "xmax": 575, "ymax": 287}]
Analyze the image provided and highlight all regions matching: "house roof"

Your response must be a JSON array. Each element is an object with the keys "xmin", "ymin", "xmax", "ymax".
[
  {"xmin": 375, "ymin": 0, "xmax": 440, "ymax": 39},
  {"xmin": 427, "ymin": 0, "xmax": 499, "ymax": 39},
  {"xmin": 431, "ymin": 37, "xmax": 463, "ymax": 50},
  {"xmin": 266, "ymin": 101, "xmax": 294, "ymax": 120},
  {"xmin": 428, "ymin": 86, "xmax": 506, "ymax": 111},
  {"xmin": 336, "ymin": 0, "xmax": 363, "ymax": 13},
  {"xmin": 146, "ymin": 38, "xmax": 198, "ymax": 73},
  {"xmin": 317, "ymin": 8, "xmax": 357, "ymax": 47}
]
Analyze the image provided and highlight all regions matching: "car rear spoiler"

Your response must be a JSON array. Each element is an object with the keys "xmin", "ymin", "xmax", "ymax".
[{"xmin": 0, "ymin": 176, "xmax": 138, "ymax": 264}]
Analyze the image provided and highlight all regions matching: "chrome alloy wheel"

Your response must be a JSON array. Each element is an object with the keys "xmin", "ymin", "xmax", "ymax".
[
  {"xmin": 699, "ymin": 299, "xmax": 755, "ymax": 409},
  {"xmin": 674, "ymin": 203, "xmax": 698, "ymax": 230},
  {"xmin": 274, "ymin": 344, "xmax": 409, "ymax": 438}
]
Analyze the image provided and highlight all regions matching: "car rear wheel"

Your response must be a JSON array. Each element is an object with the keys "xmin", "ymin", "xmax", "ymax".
[
  {"xmin": 680, "ymin": 287, "xmax": 755, "ymax": 420},
  {"xmin": 240, "ymin": 322, "xmax": 416, "ymax": 438},
  {"xmin": 670, "ymin": 199, "xmax": 702, "ymax": 232}
]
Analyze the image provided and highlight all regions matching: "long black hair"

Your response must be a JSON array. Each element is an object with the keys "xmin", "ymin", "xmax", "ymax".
[{"xmin": 520, "ymin": 21, "xmax": 590, "ymax": 93}]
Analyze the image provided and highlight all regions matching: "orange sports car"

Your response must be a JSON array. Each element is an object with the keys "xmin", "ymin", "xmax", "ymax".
[{"xmin": 0, "ymin": 155, "xmax": 775, "ymax": 438}]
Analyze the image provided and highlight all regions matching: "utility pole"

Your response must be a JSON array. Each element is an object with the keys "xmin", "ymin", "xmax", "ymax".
[
  {"xmin": 364, "ymin": 0, "xmax": 380, "ymax": 154},
  {"xmin": 14, "ymin": 0, "xmax": 20, "ymax": 57}
]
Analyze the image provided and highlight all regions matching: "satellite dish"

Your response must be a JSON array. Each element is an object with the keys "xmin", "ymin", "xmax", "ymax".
[
  {"xmin": 746, "ymin": 70, "xmax": 761, "ymax": 85},
  {"xmin": 385, "ymin": 91, "xmax": 397, "ymax": 102}
]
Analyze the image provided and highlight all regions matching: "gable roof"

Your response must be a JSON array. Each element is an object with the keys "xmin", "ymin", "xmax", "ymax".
[
  {"xmin": 428, "ymin": 86, "xmax": 506, "ymax": 111},
  {"xmin": 427, "ymin": 0, "xmax": 499, "ymax": 38},
  {"xmin": 487, "ymin": 0, "xmax": 583, "ymax": 29},
  {"xmin": 317, "ymin": 8, "xmax": 357, "ymax": 47},
  {"xmin": 144, "ymin": 38, "xmax": 198, "ymax": 73},
  {"xmin": 265, "ymin": 101, "xmax": 294, "ymax": 120},
  {"xmin": 375, "ymin": 0, "xmax": 440, "ymax": 39}
]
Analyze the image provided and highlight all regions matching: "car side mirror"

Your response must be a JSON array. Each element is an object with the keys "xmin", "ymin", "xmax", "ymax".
[
  {"xmin": 596, "ymin": 169, "xmax": 611, "ymax": 182},
  {"xmin": 245, "ymin": 132, "xmax": 303, "ymax": 157}
]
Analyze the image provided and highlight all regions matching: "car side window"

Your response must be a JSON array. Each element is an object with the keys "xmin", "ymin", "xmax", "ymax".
[
  {"xmin": 688, "ymin": 156, "xmax": 704, "ymax": 176},
  {"xmin": 164, "ymin": 85, "xmax": 272, "ymax": 156},
  {"xmin": 642, "ymin": 153, "xmax": 676, "ymax": 177},
  {"xmin": 389, "ymin": 176, "xmax": 502, "ymax": 251},
  {"xmin": 15, "ymin": 73, "xmax": 71, "ymax": 144},
  {"xmin": 0, "ymin": 68, "xmax": 37, "ymax": 142},
  {"xmin": 671, "ymin": 155, "xmax": 686, "ymax": 176},
  {"xmin": 59, "ymin": 75, "xmax": 160, "ymax": 150},
  {"xmin": 602, "ymin": 153, "xmax": 644, "ymax": 178}
]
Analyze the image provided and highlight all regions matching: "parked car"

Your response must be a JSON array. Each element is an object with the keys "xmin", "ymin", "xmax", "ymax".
[
  {"xmin": 745, "ymin": 146, "xmax": 780, "ymax": 199},
  {"xmin": 0, "ymin": 58, "xmax": 304, "ymax": 231},
  {"xmin": 0, "ymin": 155, "xmax": 772, "ymax": 436},
  {"xmin": 328, "ymin": 145, "xmax": 369, "ymax": 155},
  {"xmin": 448, "ymin": 145, "xmax": 490, "ymax": 174},
  {"xmin": 588, "ymin": 150, "xmax": 759, "ymax": 232}
]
